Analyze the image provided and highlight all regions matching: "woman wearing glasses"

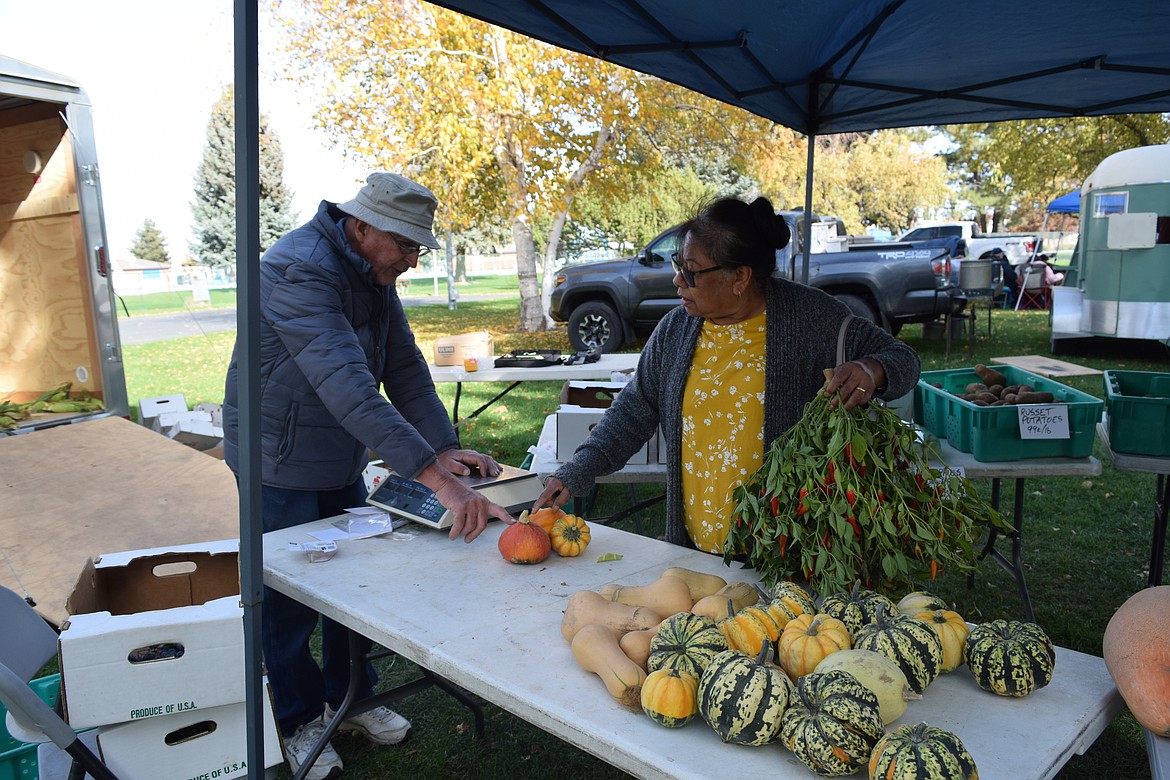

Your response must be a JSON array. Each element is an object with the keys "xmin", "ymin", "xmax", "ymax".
[{"xmin": 533, "ymin": 195, "xmax": 920, "ymax": 555}]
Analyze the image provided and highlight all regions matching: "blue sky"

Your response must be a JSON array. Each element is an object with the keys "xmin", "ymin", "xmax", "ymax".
[{"xmin": 2, "ymin": 0, "xmax": 366, "ymax": 261}]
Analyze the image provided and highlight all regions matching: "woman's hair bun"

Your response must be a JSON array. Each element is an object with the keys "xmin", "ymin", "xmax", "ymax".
[{"xmin": 749, "ymin": 196, "xmax": 791, "ymax": 250}]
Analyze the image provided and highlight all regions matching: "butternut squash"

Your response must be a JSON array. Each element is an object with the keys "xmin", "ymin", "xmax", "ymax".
[
  {"xmin": 691, "ymin": 581, "xmax": 758, "ymax": 620},
  {"xmin": 597, "ymin": 575, "xmax": 694, "ymax": 616},
  {"xmin": 1103, "ymin": 585, "xmax": 1170, "ymax": 735},
  {"xmin": 619, "ymin": 617, "xmax": 669, "ymax": 671},
  {"xmin": 571, "ymin": 623, "xmax": 648, "ymax": 711},
  {"xmin": 561, "ymin": 589, "xmax": 664, "ymax": 642},
  {"xmin": 660, "ymin": 567, "xmax": 728, "ymax": 602}
]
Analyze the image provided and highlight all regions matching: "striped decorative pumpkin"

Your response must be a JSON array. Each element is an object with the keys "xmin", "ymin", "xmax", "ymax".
[
  {"xmin": 771, "ymin": 581, "xmax": 817, "ymax": 617},
  {"xmin": 868, "ymin": 721, "xmax": 979, "ymax": 780},
  {"xmin": 819, "ymin": 581, "xmax": 897, "ymax": 636},
  {"xmin": 914, "ymin": 609, "xmax": 971, "ymax": 673},
  {"xmin": 853, "ymin": 605, "xmax": 943, "ymax": 694},
  {"xmin": 640, "ymin": 668, "xmax": 699, "ymax": 728},
  {"xmin": 965, "ymin": 619, "xmax": 1055, "ymax": 697},
  {"xmin": 697, "ymin": 644, "xmax": 793, "ymax": 745},
  {"xmin": 780, "ymin": 670, "xmax": 884, "ymax": 776},
  {"xmin": 647, "ymin": 612, "xmax": 727, "ymax": 679}
]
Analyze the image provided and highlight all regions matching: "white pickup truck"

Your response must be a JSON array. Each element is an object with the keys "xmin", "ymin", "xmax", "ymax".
[{"xmin": 898, "ymin": 221, "xmax": 1039, "ymax": 265}]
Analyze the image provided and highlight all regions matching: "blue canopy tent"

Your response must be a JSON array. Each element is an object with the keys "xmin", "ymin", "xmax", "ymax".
[
  {"xmin": 231, "ymin": 0, "xmax": 1170, "ymax": 767},
  {"xmin": 1048, "ymin": 190, "xmax": 1082, "ymax": 214}
]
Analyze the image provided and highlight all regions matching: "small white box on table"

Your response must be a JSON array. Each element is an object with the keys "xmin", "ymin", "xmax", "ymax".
[{"xmin": 555, "ymin": 404, "xmax": 648, "ymax": 464}]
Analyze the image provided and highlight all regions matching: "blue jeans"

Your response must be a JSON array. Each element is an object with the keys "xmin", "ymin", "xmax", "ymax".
[{"xmin": 260, "ymin": 480, "xmax": 377, "ymax": 735}]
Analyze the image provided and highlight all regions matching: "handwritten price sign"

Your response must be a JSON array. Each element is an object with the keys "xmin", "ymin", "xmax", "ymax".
[{"xmin": 1017, "ymin": 404, "xmax": 1070, "ymax": 439}]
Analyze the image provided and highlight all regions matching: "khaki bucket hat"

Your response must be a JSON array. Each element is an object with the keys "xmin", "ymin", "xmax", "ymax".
[{"xmin": 338, "ymin": 172, "xmax": 440, "ymax": 249}]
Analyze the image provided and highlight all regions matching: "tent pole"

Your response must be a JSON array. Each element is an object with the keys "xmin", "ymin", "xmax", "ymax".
[
  {"xmin": 802, "ymin": 133, "xmax": 816, "ymax": 285},
  {"xmin": 233, "ymin": 0, "xmax": 265, "ymax": 772}
]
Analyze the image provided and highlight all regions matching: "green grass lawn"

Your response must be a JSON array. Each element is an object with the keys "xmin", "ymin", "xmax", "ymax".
[{"xmin": 120, "ymin": 303, "xmax": 1166, "ymax": 779}]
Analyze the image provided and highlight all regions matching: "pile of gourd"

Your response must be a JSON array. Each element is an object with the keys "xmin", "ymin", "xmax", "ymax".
[{"xmin": 562, "ymin": 570, "xmax": 1056, "ymax": 778}]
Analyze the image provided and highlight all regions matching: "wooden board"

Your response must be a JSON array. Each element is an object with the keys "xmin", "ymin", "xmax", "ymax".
[
  {"xmin": 0, "ymin": 416, "xmax": 240, "ymax": 626},
  {"xmin": 990, "ymin": 354, "xmax": 1103, "ymax": 378}
]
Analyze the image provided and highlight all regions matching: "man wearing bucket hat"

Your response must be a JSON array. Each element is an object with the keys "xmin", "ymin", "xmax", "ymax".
[{"xmin": 223, "ymin": 172, "xmax": 511, "ymax": 779}]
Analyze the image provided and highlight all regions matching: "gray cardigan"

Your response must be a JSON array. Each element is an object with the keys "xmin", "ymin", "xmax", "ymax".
[{"xmin": 554, "ymin": 278, "xmax": 921, "ymax": 547}]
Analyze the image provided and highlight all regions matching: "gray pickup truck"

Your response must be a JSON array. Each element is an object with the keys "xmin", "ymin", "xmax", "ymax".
[{"xmin": 550, "ymin": 212, "xmax": 958, "ymax": 352}]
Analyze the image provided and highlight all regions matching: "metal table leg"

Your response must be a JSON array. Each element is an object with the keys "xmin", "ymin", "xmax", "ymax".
[
  {"xmin": 967, "ymin": 477, "xmax": 1035, "ymax": 622},
  {"xmin": 1150, "ymin": 473, "xmax": 1169, "ymax": 586}
]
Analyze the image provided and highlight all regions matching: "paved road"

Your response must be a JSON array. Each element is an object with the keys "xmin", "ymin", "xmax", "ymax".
[{"xmin": 116, "ymin": 293, "xmax": 512, "ymax": 345}]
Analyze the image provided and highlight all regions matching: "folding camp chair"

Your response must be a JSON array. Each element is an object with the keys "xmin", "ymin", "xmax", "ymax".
[
  {"xmin": 1015, "ymin": 262, "xmax": 1051, "ymax": 310},
  {"xmin": 0, "ymin": 586, "xmax": 118, "ymax": 780}
]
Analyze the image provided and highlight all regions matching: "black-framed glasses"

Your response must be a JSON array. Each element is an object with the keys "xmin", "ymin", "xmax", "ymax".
[
  {"xmin": 670, "ymin": 251, "xmax": 723, "ymax": 288},
  {"xmin": 390, "ymin": 233, "xmax": 430, "ymax": 257}
]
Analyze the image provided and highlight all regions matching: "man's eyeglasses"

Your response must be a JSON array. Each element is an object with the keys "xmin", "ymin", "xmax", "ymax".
[
  {"xmin": 390, "ymin": 233, "xmax": 430, "ymax": 257},
  {"xmin": 670, "ymin": 251, "xmax": 723, "ymax": 288}
]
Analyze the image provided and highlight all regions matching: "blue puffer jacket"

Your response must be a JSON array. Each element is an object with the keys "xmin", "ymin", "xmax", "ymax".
[{"xmin": 223, "ymin": 201, "xmax": 458, "ymax": 490}]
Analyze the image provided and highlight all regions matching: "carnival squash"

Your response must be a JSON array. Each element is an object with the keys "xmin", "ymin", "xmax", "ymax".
[
  {"xmin": 896, "ymin": 590, "xmax": 949, "ymax": 616},
  {"xmin": 853, "ymin": 604, "xmax": 944, "ymax": 695},
  {"xmin": 780, "ymin": 670, "xmax": 884, "ymax": 776},
  {"xmin": 647, "ymin": 611, "xmax": 728, "ymax": 678},
  {"xmin": 776, "ymin": 613, "xmax": 852, "ymax": 682},
  {"xmin": 868, "ymin": 721, "xmax": 979, "ymax": 780},
  {"xmin": 770, "ymin": 581, "xmax": 817, "ymax": 617},
  {"xmin": 560, "ymin": 590, "xmax": 663, "ymax": 642},
  {"xmin": 1102, "ymin": 585, "xmax": 1170, "ymax": 735},
  {"xmin": 697, "ymin": 643, "xmax": 793, "ymax": 745},
  {"xmin": 965, "ymin": 619, "xmax": 1055, "ymax": 697},
  {"xmin": 640, "ymin": 668, "xmax": 699, "ymax": 728},
  {"xmin": 571, "ymin": 623, "xmax": 647, "ymax": 711},
  {"xmin": 819, "ymin": 581, "xmax": 897, "ymax": 636}
]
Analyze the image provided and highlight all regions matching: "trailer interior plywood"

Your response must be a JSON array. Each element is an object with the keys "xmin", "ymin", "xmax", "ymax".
[{"xmin": 0, "ymin": 416, "xmax": 240, "ymax": 626}]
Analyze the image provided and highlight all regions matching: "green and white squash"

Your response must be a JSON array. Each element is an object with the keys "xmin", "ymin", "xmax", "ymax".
[
  {"xmin": 697, "ymin": 643, "xmax": 793, "ymax": 745},
  {"xmin": 964, "ymin": 619, "xmax": 1055, "ymax": 697},
  {"xmin": 853, "ymin": 604, "xmax": 944, "ymax": 694},
  {"xmin": 868, "ymin": 721, "xmax": 979, "ymax": 780},
  {"xmin": 820, "ymin": 581, "xmax": 898, "ymax": 635},
  {"xmin": 780, "ymin": 670, "xmax": 885, "ymax": 777},
  {"xmin": 647, "ymin": 611, "xmax": 728, "ymax": 678},
  {"xmin": 813, "ymin": 649, "xmax": 921, "ymax": 726},
  {"xmin": 896, "ymin": 590, "xmax": 949, "ymax": 616}
]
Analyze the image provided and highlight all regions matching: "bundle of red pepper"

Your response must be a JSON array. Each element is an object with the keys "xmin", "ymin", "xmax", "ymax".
[{"xmin": 724, "ymin": 378, "xmax": 1009, "ymax": 598}]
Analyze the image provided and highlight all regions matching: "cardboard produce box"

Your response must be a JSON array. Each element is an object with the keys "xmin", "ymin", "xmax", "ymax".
[
  {"xmin": 559, "ymin": 380, "xmax": 627, "ymax": 409},
  {"xmin": 138, "ymin": 393, "xmax": 188, "ymax": 430},
  {"xmin": 433, "ymin": 331, "xmax": 493, "ymax": 366},
  {"xmin": 97, "ymin": 688, "xmax": 282, "ymax": 780},
  {"xmin": 59, "ymin": 540, "xmax": 244, "ymax": 728}
]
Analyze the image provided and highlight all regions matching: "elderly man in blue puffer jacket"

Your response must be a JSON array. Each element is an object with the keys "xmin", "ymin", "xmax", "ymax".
[{"xmin": 223, "ymin": 172, "xmax": 510, "ymax": 780}]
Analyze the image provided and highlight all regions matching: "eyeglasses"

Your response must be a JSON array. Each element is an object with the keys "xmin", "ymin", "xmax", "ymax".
[
  {"xmin": 670, "ymin": 251, "xmax": 723, "ymax": 288},
  {"xmin": 389, "ymin": 233, "xmax": 430, "ymax": 257}
]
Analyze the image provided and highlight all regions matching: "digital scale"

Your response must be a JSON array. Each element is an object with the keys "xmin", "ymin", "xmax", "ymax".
[{"xmin": 365, "ymin": 463, "xmax": 544, "ymax": 530}]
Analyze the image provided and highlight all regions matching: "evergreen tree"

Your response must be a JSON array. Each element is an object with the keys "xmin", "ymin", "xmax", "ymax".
[
  {"xmin": 190, "ymin": 87, "xmax": 297, "ymax": 268},
  {"xmin": 129, "ymin": 218, "xmax": 170, "ymax": 265}
]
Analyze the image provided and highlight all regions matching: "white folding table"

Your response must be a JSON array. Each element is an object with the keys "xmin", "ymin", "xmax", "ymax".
[{"xmin": 263, "ymin": 519, "xmax": 1122, "ymax": 780}]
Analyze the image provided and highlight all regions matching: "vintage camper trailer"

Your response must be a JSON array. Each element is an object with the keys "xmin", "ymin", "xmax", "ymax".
[
  {"xmin": 1, "ymin": 56, "xmax": 129, "ymax": 423},
  {"xmin": 1051, "ymin": 144, "xmax": 1170, "ymax": 353}
]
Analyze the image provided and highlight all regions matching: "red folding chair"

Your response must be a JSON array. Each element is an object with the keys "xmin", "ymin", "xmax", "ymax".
[{"xmin": 1015, "ymin": 263, "xmax": 1050, "ymax": 310}]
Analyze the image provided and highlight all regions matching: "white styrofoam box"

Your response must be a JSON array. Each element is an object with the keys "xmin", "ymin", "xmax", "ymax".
[
  {"xmin": 363, "ymin": 460, "xmax": 391, "ymax": 492},
  {"xmin": 165, "ymin": 412, "xmax": 225, "ymax": 451},
  {"xmin": 555, "ymin": 404, "xmax": 648, "ymax": 464},
  {"xmin": 138, "ymin": 394, "xmax": 187, "ymax": 429},
  {"xmin": 59, "ymin": 540, "xmax": 244, "ymax": 728},
  {"xmin": 96, "ymin": 688, "xmax": 282, "ymax": 780},
  {"xmin": 194, "ymin": 402, "xmax": 224, "ymax": 428}
]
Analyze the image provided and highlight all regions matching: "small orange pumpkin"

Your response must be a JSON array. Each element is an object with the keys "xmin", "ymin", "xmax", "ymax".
[
  {"xmin": 777, "ymin": 613, "xmax": 852, "ymax": 681},
  {"xmin": 914, "ymin": 609, "xmax": 970, "ymax": 673},
  {"xmin": 550, "ymin": 514, "xmax": 591, "ymax": 557},
  {"xmin": 530, "ymin": 505, "xmax": 567, "ymax": 534},
  {"xmin": 498, "ymin": 512, "xmax": 551, "ymax": 564}
]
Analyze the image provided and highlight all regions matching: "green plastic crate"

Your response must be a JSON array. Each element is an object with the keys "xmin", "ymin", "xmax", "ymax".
[
  {"xmin": 1104, "ymin": 370, "xmax": 1170, "ymax": 456},
  {"xmin": 914, "ymin": 365, "xmax": 1103, "ymax": 462},
  {"xmin": 0, "ymin": 675, "xmax": 59, "ymax": 780}
]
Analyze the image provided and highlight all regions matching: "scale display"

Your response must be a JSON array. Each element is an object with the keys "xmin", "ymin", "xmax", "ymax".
[{"xmin": 366, "ymin": 463, "xmax": 544, "ymax": 530}]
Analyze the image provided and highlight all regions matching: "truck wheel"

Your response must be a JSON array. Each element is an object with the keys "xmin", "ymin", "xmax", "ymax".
[
  {"xmin": 567, "ymin": 301, "xmax": 625, "ymax": 353},
  {"xmin": 834, "ymin": 294, "xmax": 882, "ymax": 330}
]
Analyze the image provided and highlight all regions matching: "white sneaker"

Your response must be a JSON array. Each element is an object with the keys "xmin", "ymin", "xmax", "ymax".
[
  {"xmin": 284, "ymin": 716, "xmax": 343, "ymax": 780},
  {"xmin": 325, "ymin": 704, "xmax": 411, "ymax": 745}
]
